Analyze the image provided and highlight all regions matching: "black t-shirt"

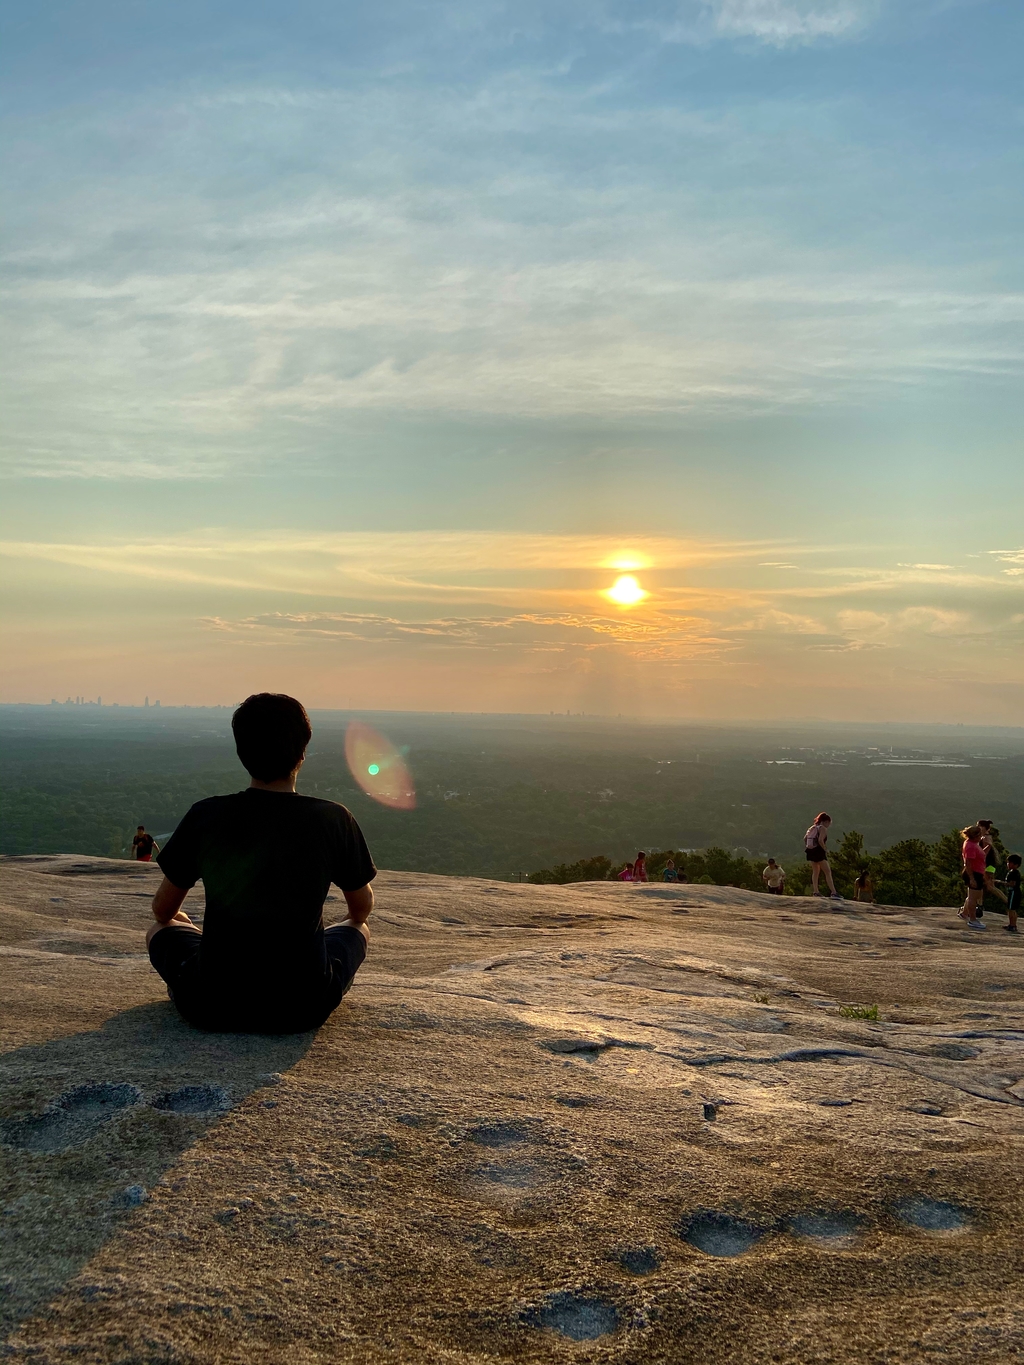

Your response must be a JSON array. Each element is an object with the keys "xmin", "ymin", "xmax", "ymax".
[
  {"xmin": 156, "ymin": 789, "xmax": 375, "ymax": 1021},
  {"xmin": 133, "ymin": 833, "xmax": 155, "ymax": 858}
]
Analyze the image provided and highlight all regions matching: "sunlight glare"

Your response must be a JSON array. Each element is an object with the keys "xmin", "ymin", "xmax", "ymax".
[
  {"xmin": 603, "ymin": 550, "xmax": 651, "ymax": 571},
  {"xmin": 605, "ymin": 574, "xmax": 647, "ymax": 606}
]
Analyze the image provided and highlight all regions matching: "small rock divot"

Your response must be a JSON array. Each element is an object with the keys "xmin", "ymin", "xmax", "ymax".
[
  {"xmin": 786, "ymin": 1211, "xmax": 865, "ymax": 1248},
  {"xmin": 924, "ymin": 1043, "xmax": 980, "ymax": 1061},
  {"xmin": 893, "ymin": 1197, "xmax": 969, "ymax": 1233},
  {"xmin": 907, "ymin": 1102, "xmax": 944, "ymax": 1116},
  {"xmin": 468, "ymin": 1121, "xmax": 530, "ymax": 1148},
  {"xmin": 152, "ymin": 1085, "xmax": 230, "ymax": 1115},
  {"xmin": 702, "ymin": 1103, "xmax": 718, "ymax": 1121},
  {"xmin": 681, "ymin": 1211, "xmax": 766, "ymax": 1257},
  {"xmin": 555, "ymin": 1095, "xmax": 599, "ymax": 1109},
  {"xmin": 112, "ymin": 1184, "xmax": 147, "ymax": 1209},
  {"xmin": 614, "ymin": 1246, "xmax": 660, "ymax": 1274},
  {"xmin": 1, "ymin": 1083, "xmax": 142, "ymax": 1153},
  {"xmin": 526, "ymin": 1291, "xmax": 619, "ymax": 1341},
  {"xmin": 474, "ymin": 1160, "xmax": 539, "ymax": 1190},
  {"xmin": 818, "ymin": 1098, "xmax": 853, "ymax": 1107},
  {"xmin": 60, "ymin": 1082, "xmax": 142, "ymax": 1118},
  {"xmin": 540, "ymin": 1037, "xmax": 604, "ymax": 1058}
]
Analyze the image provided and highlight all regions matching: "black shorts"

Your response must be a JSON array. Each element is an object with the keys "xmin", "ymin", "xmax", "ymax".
[
  {"xmin": 805, "ymin": 848, "xmax": 828, "ymax": 864},
  {"xmin": 767, "ymin": 884, "xmax": 784, "ymax": 894},
  {"xmin": 961, "ymin": 870, "xmax": 985, "ymax": 892},
  {"xmin": 1008, "ymin": 888, "xmax": 1021, "ymax": 913},
  {"xmin": 148, "ymin": 923, "xmax": 366, "ymax": 1033}
]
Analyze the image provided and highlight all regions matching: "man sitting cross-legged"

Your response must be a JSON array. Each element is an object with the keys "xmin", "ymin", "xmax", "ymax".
[{"xmin": 147, "ymin": 692, "xmax": 375, "ymax": 1033}]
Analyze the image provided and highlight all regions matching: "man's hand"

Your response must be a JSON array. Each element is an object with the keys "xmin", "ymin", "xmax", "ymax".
[{"xmin": 152, "ymin": 876, "xmax": 190, "ymax": 926}]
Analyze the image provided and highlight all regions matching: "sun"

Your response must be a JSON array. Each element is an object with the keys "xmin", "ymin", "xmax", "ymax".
[{"xmin": 605, "ymin": 574, "xmax": 647, "ymax": 606}]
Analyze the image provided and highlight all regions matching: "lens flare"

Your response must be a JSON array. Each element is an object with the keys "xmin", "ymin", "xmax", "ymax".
[
  {"xmin": 605, "ymin": 574, "xmax": 647, "ymax": 606},
  {"xmin": 345, "ymin": 722, "xmax": 416, "ymax": 809}
]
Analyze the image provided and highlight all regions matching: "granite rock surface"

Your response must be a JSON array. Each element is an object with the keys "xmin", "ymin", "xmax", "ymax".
[{"xmin": 2, "ymin": 854, "xmax": 1023, "ymax": 1363}]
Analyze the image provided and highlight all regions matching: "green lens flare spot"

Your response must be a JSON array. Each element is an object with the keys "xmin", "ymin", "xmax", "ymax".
[{"xmin": 367, "ymin": 764, "xmax": 380, "ymax": 776}]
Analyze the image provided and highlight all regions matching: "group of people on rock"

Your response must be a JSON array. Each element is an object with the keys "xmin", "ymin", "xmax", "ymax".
[
  {"xmin": 959, "ymin": 821, "xmax": 1020, "ymax": 932},
  {"xmin": 613, "ymin": 811, "xmax": 1021, "ymax": 929}
]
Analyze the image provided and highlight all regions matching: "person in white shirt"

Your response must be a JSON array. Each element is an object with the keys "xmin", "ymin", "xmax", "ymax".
[{"xmin": 762, "ymin": 859, "xmax": 786, "ymax": 894}]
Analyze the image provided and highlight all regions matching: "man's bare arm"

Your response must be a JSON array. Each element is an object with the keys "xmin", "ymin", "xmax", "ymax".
[
  {"xmin": 343, "ymin": 883, "xmax": 373, "ymax": 925},
  {"xmin": 152, "ymin": 876, "xmax": 190, "ymax": 926},
  {"xmin": 338, "ymin": 884, "xmax": 373, "ymax": 944}
]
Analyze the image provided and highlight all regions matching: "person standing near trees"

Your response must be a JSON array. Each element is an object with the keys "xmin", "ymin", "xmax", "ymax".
[
  {"xmin": 632, "ymin": 851, "xmax": 648, "ymax": 883},
  {"xmin": 804, "ymin": 813, "xmax": 842, "ymax": 900},
  {"xmin": 762, "ymin": 858, "xmax": 786, "ymax": 895},
  {"xmin": 977, "ymin": 820, "xmax": 1008, "ymax": 911},
  {"xmin": 959, "ymin": 825, "xmax": 987, "ymax": 929},
  {"xmin": 132, "ymin": 826, "xmax": 159, "ymax": 862},
  {"xmin": 1000, "ymin": 854, "xmax": 1021, "ymax": 933}
]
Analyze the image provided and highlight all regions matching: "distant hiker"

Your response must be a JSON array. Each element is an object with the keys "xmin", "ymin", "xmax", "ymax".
[
  {"xmin": 132, "ymin": 826, "xmax": 158, "ymax": 862},
  {"xmin": 762, "ymin": 859, "xmax": 785, "ymax": 895},
  {"xmin": 853, "ymin": 869, "xmax": 875, "ymax": 903},
  {"xmin": 1000, "ymin": 854, "xmax": 1021, "ymax": 933},
  {"xmin": 632, "ymin": 851, "xmax": 648, "ymax": 883},
  {"xmin": 977, "ymin": 820, "xmax": 1008, "ymax": 909},
  {"xmin": 676, "ymin": 868, "xmax": 690, "ymax": 884},
  {"xmin": 804, "ymin": 814, "xmax": 841, "ymax": 900},
  {"xmin": 662, "ymin": 858, "xmax": 678, "ymax": 882},
  {"xmin": 146, "ymin": 692, "xmax": 375, "ymax": 1032},
  {"xmin": 617, "ymin": 863, "xmax": 634, "ymax": 881},
  {"xmin": 959, "ymin": 825, "xmax": 986, "ymax": 930}
]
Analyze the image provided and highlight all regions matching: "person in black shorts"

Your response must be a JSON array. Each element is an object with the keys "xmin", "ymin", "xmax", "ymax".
[
  {"xmin": 146, "ymin": 692, "xmax": 376, "ymax": 1033},
  {"xmin": 999, "ymin": 854, "xmax": 1021, "ymax": 934}
]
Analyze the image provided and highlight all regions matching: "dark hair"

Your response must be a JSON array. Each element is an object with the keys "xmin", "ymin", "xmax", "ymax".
[
  {"xmin": 767, "ymin": 858, "xmax": 776, "ymax": 864},
  {"xmin": 232, "ymin": 693, "xmax": 312, "ymax": 781},
  {"xmin": 813, "ymin": 812, "xmax": 831, "ymax": 824},
  {"xmin": 1009, "ymin": 854, "xmax": 1022, "ymax": 866},
  {"xmin": 978, "ymin": 819, "xmax": 993, "ymax": 829},
  {"xmin": 137, "ymin": 825, "xmax": 144, "ymax": 831},
  {"xmin": 636, "ymin": 851, "xmax": 646, "ymax": 859}
]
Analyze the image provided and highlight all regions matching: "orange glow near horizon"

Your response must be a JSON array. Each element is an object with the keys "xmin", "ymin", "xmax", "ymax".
[{"xmin": 604, "ymin": 574, "xmax": 647, "ymax": 606}]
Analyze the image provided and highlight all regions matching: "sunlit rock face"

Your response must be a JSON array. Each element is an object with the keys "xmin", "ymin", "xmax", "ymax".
[{"xmin": 2, "ymin": 855, "xmax": 1022, "ymax": 1362}]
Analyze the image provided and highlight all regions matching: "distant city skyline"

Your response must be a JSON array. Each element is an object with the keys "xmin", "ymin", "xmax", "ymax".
[{"xmin": 1, "ymin": 1, "xmax": 1021, "ymax": 721}]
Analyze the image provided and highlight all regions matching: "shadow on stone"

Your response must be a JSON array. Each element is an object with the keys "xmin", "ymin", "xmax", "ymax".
[
  {"xmin": 0, "ymin": 1001, "xmax": 315, "ymax": 1341},
  {"xmin": 152, "ymin": 1084, "xmax": 230, "ymax": 1114}
]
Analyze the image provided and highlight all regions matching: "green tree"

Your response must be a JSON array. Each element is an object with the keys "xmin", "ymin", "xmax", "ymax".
[
  {"xmin": 528, "ymin": 854, "xmax": 613, "ymax": 885},
  {"xmin": 785, "ymin": 861, "xmax": 813, "ymax": 896},
  {"xmin": 830, "ymin": 830, "xmax": 870, "ymax": 896},
  {"xmin": 931, "ymin": 827, "xmax": 966, "ymax": 906},
  {"xmin": 875, "ymin": 838, "xmax": 937, "ymax": 906}
]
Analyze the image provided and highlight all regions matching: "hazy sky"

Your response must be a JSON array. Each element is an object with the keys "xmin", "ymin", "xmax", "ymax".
[{"xmin": 1, "ymin": 0, "xmax": 1021, "ymax": 720}]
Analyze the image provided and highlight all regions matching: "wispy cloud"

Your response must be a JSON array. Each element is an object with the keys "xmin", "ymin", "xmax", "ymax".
[{"xmin": 990, "ymin": 548, "xmax": 1024, "ymax": 577}]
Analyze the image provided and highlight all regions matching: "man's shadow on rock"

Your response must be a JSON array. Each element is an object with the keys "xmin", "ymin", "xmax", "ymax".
[{"xmin": 0, "ymin": 1000, "xmax": 315, "ymax": 1341}]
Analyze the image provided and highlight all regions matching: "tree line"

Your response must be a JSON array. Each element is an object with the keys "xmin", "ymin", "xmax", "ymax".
[{"xmin": 527, "ymin": 827, "xmax": 1012, "ymax": 906}]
